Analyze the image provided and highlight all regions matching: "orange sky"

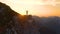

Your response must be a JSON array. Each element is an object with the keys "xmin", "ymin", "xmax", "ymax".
[{"xmin": 0, "ymin": 0, "xmax": 60, "ymax": 17}]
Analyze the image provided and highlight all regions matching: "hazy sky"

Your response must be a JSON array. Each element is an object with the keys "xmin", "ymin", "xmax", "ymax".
[{"xmin": 0, "ymin": 0, "xmax": 60, "ymax": 17}]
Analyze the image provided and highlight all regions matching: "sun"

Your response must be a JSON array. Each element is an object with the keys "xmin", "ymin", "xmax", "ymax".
[
  {"xmin": 20, "ymin": 12, "xmax": 26, "ymax": 15},
  {"xmin": 16, "ymin": 10, "xmax": 26, "ymax": 15}
]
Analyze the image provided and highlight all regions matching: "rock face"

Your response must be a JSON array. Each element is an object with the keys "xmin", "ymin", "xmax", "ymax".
[{"xmin": 0, "ymin": 2, "xmax": 21, "ymax": 34}]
